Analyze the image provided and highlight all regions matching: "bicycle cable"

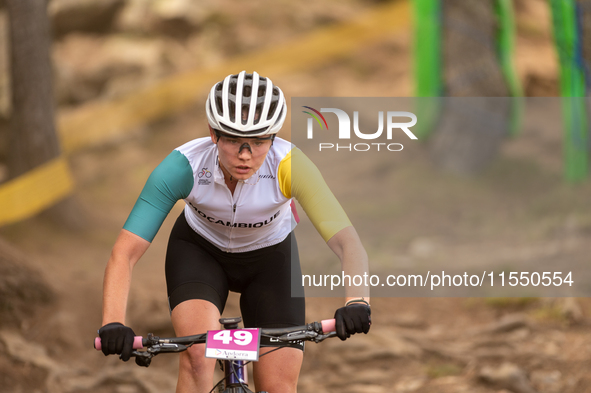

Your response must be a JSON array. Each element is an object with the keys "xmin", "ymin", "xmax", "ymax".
[
  {"xmin": 208, "ymin": 377, "xmax": 225, "ymax": 393},
  {"xmin": 231, "ymin": 359, "xmax": 250, "ymax": 392}
]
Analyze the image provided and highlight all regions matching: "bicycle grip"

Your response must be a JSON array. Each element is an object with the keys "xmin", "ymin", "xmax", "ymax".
[
  {"xmin": 94, "ymin": 336, "xmax": 144, "ymax": 351},
  {"xmin": 321, "ymin": 319, "xmax": 336, "ymax": 333}
]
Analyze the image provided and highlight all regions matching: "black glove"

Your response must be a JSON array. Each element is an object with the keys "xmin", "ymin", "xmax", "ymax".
[
  {"xmin": 334, "ymin": 303, "xmax": 371, "ymax": 341},
  {"xmin": 98, "ymin": 322, "xmax": 136, "ymax": 362}
]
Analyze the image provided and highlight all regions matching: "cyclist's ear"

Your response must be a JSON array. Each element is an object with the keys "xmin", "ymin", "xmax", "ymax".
[{"xmin": 209, "ymin": 126, "xmax": 220, "ymax": 144}]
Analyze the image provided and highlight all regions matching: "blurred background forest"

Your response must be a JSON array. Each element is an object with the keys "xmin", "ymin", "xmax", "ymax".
[{"xmin": 2, "ymin": 0, "xmax": 591, "ymax": 392}]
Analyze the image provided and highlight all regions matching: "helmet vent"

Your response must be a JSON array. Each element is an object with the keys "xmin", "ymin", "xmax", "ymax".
[
  {"xmin": 229, "ymin": 76, "xmax": 238, "ymax": 95},
  {"xmin": 268, "ymin": 100, "xmax": 277, "ymax": 120},
  {"xmin": 215, "ymin": 96, "xmax": 223, "ymax": 116},
  {"xmin": 228, "ymin": 101, "xmax": 236, "ymax": 122},
  {"xmin": 242, "ymin": 105, "xmax": 249, "ymax": 125}
]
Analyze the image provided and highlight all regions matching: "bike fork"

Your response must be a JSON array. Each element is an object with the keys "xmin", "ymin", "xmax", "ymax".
[{"xmin": 223, "ymin": 359, "xmax": 249, "ymax": 390}]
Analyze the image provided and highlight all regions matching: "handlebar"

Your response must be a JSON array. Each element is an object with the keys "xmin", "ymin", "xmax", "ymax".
[{"xmin": 95, "ymin": 318, "xmax": 336, "ymax": 352}]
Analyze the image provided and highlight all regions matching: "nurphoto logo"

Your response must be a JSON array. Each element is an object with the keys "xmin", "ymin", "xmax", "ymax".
[{"xmin": 303, "ymin": 106, "xmax": 418, "ymax": 152}]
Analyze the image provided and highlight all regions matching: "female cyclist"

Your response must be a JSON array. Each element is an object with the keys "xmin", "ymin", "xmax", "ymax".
[{"xmin": 98, "ymin": 71, "xmax": 371, "ymax": 393}]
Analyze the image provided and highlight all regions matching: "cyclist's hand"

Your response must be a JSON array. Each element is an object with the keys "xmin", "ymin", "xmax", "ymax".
[
  {"xmin": 98, "ymin": 322, "xmax": 136, "ymax": 361},
  {"xmin": 334, "ymin": 303, "xmax": 371, "ymax": 341}
]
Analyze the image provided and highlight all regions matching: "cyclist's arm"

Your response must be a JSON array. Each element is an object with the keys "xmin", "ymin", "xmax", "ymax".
[
  {"xmin": 327, "ymin": 226, "xmax": 370, "ymax": 302},
  {"xmin": 103, "ymin": 150, "xmax": 194, "ymax": 325},
  {"xmin": 102, "ymin": 229, "xmax": 150, "ymax": 325},
  {"xmin": 279, "ymin": 148, "xmax": 369, "ymax": 301}
]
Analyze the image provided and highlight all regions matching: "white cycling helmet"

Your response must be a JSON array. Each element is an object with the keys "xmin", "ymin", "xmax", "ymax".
[{"xmin": 206, "ymin": 71, "xmax": 286, "ymax": 137}]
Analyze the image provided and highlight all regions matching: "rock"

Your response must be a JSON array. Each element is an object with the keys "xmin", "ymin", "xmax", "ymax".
[
  {"xmin": 49, "ymin": 0, "xmax": 126, "ymax": 37},
  {"xmin": 0, "ymin": 237, "xmax": 55, "ymax": 328},
  {"xmin": 115, "ymin": 385, "xmax": 141, "ymax": 393},
  {"xmin": 347, "ymin": 369, "xmax": 391, "ymax": 385},
  {"xmin": 530, "ymin": 370, "xmax": 562, "ymax": 393},
  {"xmin": 556, "ymin": 298, "xmax": 583, "ymax": 323},
  {"xmin": 480, "ymin": 313, "xmax": 530, "ymax": 335},
  {"xmin": 53, "ymin": 34, "xmax": 168, "ymax": 105},
  {"xmin": 393, "ymin": 314, "xmax": 428, "ymax": 329},
  {"xmin": 0, "ymin": 330, "xmax": 61, "ymax": 371},
  {"xmin": 340, "ymin": 384, "xmax": 387, "ymax": 393},
  {"xmin": 40, "ymin": 311, "xmax": 85, "ymax": 355},
  {"xmin": 115, "ymin": 0, "xmax": 216, "ymax": 38},
  {"xmin": 366, "ymin": 327, "xmax": 423, "ymax": 358},
  {"xmin": 48, "ymin": 366, "xmax": 177, "ymax": 393},
  {"xmin": 429, "ymin": 375, "xmax": 470, "ymax": 389},
  {"xmin": 394, "ymin": 376, "xmax": 427, "ymax": 392},
  {"xmin": 321, "ymin": 331, "xmax": 422, "ymax": 366},
  {"xmin": 479, "ymin": 362, "xmax": 538, "ymax": 393}
]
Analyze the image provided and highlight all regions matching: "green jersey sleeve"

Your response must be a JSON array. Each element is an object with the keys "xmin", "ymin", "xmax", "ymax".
[{"xmin": 123, "ymin": 150, "xmax": 194, "ymax": 242}]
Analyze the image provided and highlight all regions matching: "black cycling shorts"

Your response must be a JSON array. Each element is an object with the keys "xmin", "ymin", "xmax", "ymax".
[{"xmin": 165, "ymin": 212, "xmax": 305, "ymax": 349}]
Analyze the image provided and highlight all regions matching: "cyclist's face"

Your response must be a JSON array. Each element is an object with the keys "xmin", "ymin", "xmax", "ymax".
[{"xmin": 210, "ymin": 127, "xmax": 273, "ymax": 180}]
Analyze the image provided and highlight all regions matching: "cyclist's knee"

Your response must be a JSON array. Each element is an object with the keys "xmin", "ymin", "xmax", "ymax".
[{"xmin": 180, "ymin": 345, "xmax": 214, "ymax": 374}]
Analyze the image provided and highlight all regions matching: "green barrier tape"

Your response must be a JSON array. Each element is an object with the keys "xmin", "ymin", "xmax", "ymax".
[
  {"xmin": 496, "ymin": 0, "xmax": 524, "ymax": 137},
  {"xmin": 549, "ymin": 0, "xmax": 588, "ymax": 182},
  {"xmin": 412, "ymin": 0, "xmax": 442, "ymax": 139}
]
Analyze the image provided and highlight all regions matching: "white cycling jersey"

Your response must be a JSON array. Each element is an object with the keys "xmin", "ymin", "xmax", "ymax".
[
  {"xmin": 178, "ymin": 137, "xmax": 293, "ymax": 252},
  {"xmin": 123, "ymin": 136, "xmax": 351, "ymax": 253}
]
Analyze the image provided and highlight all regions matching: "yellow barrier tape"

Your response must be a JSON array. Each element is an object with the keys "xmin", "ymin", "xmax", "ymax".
[
  {"xmin": 58, "ymin": 0, "xmax": 411, "ymax": 152},
  {"xmin": 0, "ymin": 156, "xmax": 74, "ymax": 226}
]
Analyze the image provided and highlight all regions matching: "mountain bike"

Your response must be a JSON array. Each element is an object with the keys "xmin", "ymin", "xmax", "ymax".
[{"xmin": 95, "ymin": 316, "xmax": 337, "ymax": 393}]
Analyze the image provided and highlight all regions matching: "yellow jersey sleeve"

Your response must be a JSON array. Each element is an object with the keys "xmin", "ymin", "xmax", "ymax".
[{"xmin": 278, "ymin": 148, "xmax": 352, "ymax": 242}]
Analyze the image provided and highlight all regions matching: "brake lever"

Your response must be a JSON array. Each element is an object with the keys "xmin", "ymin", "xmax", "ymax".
[
  {"xmin": 313, "ymin": 331, "xmax": 337, "ymax": 343},
  {"xmin": 148, "ymin": 343, "xmax": 189, "ymax": 354},
  {"xmin": 275, "ymin": 330, "xmax": 318, "ymax": 342}
]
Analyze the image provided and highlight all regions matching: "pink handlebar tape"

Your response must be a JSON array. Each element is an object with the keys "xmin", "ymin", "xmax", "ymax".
[
  {"xmin": 94, "ymin": 336, "xmax": 143, "ymax": 351},
  {"xmin": 321, "ymin": 319, "xmax": 336, "ymax": 333}
]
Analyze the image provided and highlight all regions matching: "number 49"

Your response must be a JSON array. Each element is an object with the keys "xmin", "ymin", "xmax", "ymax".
[{"xmin": 213, "ymin": 330, "xmax": 253, "ymax": 346}]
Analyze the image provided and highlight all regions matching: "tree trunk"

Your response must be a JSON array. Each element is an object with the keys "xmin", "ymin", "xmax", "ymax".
[
  {"xmin": 5, "ymin": 0, "xmax": 60, "ymax": 178},
  {"xmin": 428, "ymin": 0, "xmax": 511, "ymax": 176},
  {"xmin": 5, "ymin": 0, "xmax": 84, "ymax": 228}
]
